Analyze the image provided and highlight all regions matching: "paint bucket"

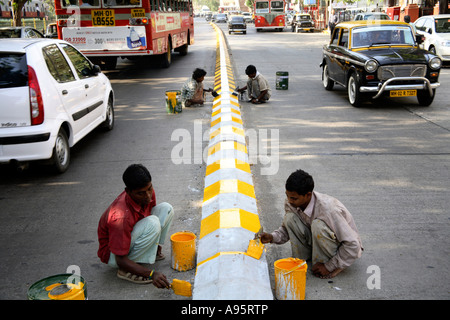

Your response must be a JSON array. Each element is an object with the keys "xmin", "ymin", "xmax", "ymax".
[
  {"xmin": 274, "ymin": 258, "xmax": 307, "ymax": 300},
  {"xmin": 165, "ymin": 90, "xmax": 182, "ymax": 114},
  {"xmin": 27, "ymin": 274, "xmax": 87, "ymax": 300},
  {"xmin": 170, "ymin": 231, "xmax": 196, "ymax": 271},
  {"xmin": 276, "ymin": 71, "xmax": 289, "ymax": 90}
]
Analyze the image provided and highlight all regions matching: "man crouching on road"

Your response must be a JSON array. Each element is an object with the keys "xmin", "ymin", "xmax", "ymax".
[
  {"xmin": 260, "ymin": 169, "xmax": 363, "ymax": 279},
  {"xmin": 97, "ymin": 164, "xmax": 174, "ymax": 287}
]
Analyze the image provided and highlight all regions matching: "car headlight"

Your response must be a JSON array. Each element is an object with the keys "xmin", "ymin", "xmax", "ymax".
[
  {"xmin": 364, "ymin": 59, "xmax": 378, "ymax": 73},
  {"xmin": 429, "ymin": 56, "xmax": 442, "ymax": 70}
]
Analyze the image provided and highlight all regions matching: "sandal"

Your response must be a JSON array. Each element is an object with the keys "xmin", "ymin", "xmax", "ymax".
[
  {"xmin": 117, "ymin": 270, "xmax": 153, "ymax": 284},
  {"xmin": 156, "ymin": 252, "xmax": 165, "ymax": 261}
]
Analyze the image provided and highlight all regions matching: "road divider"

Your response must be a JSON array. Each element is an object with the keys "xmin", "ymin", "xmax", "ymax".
[{"xmin": 192, "ymin": 23, "xmax": 273, "ymax": 300}]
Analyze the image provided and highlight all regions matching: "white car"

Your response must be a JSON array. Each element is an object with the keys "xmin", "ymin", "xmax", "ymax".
[
  {"xmin": 354, "ymin": 12, "xmax": 390, "ymax": 21},
  {"xmin": 0, "ymin": 39, "xmax": 114, "ymax": 173},
  {"xmin": 414, "ymin": 14, "xmax": 450, "ymax": 62}
]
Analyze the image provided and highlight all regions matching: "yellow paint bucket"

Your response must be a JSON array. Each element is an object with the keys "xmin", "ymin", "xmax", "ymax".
[
  {"xmin": 27, "ymin": 274, "xmax": 87, "ymax": 300},
  {"xmin": 274, "ymin": 258, "xmax": 307, "ymax": 300},
  {"xmin": 170, "ymin": 231, "xmax": 196, "ymax": 271},
  {"xmin": 166, "ymin": 90, "xmax": 182, "ymax": 114}
]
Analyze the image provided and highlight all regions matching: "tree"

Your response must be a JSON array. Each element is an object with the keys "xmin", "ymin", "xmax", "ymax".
[
  {"xmin": 440, "ymin": 0, "xmax": 449, "ymax": 14},
  {"xmin": 11, "ymin": 0, "xmax": 29, "ymax": 27}
]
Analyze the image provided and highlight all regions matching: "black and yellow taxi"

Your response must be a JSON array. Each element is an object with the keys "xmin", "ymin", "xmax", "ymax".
[{"xmin": 321, "ymin": 20, "xmax": 442, "ymax": 107}]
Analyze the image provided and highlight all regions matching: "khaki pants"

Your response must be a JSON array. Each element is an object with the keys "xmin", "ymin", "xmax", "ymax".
[{"xmin": 283, "ymin": 212, "xmax": 339, "ymax": 265}]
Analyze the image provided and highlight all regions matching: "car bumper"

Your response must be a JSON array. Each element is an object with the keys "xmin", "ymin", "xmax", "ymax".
[
  {"xmin": 0, "ymin": 125, "xmax": 57, "ymax": 163},
  {"xmin": 360, "ymin": 77, "xmax": 440, "ymax": 99},
  {"xmin": 230, "ymin": 28, "xmax": 246, "ymax": 32}
]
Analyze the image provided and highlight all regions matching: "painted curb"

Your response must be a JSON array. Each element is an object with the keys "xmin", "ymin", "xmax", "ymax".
[{"xmin": 192, "ymin": 24, "xmax": 273, "ymax": 300}]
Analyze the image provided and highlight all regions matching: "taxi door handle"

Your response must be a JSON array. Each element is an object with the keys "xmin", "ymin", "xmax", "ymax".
[{"xmin": 62, "ymin": 90, "xmax": 68, "ymax": 95}]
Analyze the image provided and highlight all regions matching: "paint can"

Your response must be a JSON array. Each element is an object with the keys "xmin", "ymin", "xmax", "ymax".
[
  {"xmin": 170, "ymin": 231, "xmax": 196, "ymax": 271},
  {"xmin": 165, "ymin": 90, "xmax": 182, "ymax": 114},
  {"xmin": 276, "ymin": 71, "xmax": 289, "ymax": 90},
  {"xmin": 27, "ymin": 274, "xmax": 87, "ymax": 300},
  {"xmin": 274, "ymin": 258, "xmax": 307, "ymax": 300}
]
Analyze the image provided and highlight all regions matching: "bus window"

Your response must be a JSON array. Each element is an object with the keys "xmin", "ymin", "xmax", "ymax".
[
  {"xmin": 102, "ymin": 0, "xmax": 142, "ymax": 6},
  {"xmin": 271, "ymin": 1, "xmax": 284, "ymax": 13},
  {"xmin": 255, "ymin": 1, "xmax": 269, "ymax": 14}
]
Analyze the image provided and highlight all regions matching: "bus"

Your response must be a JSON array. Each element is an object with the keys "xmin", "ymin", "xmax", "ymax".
[
  {"xmin": 254, "ymin": 0, "xmax": 286, "ymax": 32},
  {"xmin": 54, "ymin": 0, "xmax": 194, "ymax": 69}
]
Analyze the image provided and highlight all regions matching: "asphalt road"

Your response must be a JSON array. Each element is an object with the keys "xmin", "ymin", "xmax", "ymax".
[{"xmin": 0, "ymin": 18, "xmax": 449, "ymax": 301}]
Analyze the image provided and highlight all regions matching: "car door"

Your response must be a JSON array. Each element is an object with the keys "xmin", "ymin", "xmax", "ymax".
[
  {"xmin": 42, "ymin": 43, "xmax": 87, "ymax": 140},
  {"xmin": 327, "ymin": 27, "xmax": 346, "ymax": 84},
  {"xmin": 59, "ymin": 43, "xmax": 105, "ymax": 134}
]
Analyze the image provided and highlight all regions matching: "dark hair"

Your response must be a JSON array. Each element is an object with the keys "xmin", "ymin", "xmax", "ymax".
[
  {"xmin": 245, "ymin": 65, "xmax": 257, "ymax": 75},
  {"xmin": 122, "ymin": 164, "xmax": 152, "ymax": 190},
  {"xmin": 285, "ymin": 169, "xmax": 314, "ymax": 196},
  {"xmin": 404, "ymin": 15, "xmax": 411, "ymax": 23},
  {"xmin": 192, "ymin": 68, "xmax": 207, "ymax": 80}
]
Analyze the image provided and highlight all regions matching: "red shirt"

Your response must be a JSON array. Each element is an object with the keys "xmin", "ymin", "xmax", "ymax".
[{"xmin": 97, "ymin": 189, "xmax": 156, "ymax": 263}]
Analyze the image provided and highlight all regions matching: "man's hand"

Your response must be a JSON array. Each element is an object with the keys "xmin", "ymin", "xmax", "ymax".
[
  {"xmin": 259, "ymin": 232, "xmax": 273, "ymax": 244},
  {"xmin": 311, "ymin": 262, "xmax": 343, "ymax": 279},
  {"xmin": 152, "ymin": 271, "xmax": 171, "ymax": 289}
]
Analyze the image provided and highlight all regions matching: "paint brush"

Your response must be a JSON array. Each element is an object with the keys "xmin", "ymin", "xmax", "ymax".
[
  {"xmin": 246, "ymin": 227, "xmax": 265, "ymax": 260},
  {"xmin": 171, "ymin": 279, "xmax": 192, "ymax": 297}
]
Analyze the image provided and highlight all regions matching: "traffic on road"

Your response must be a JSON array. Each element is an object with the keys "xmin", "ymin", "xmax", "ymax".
[{"xmin": 1, "ymin": 15, "xmax": 449, "ymax": 303}]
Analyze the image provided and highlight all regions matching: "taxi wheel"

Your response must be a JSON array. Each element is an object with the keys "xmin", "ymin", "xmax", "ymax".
[
  {"xmin": 417, "ymin": 89, "xmax": 435, "ymax": 106},
  {"xmin": 322, "ymin": 64, "xmax": 334, "ymax": 90},
  {"xmin": 51, "ymin": 128, "xmax": 70, "ymax": 173},
  {"xmin": 348, "ymin": 73, "xmax": 364, "ymax": 107}
]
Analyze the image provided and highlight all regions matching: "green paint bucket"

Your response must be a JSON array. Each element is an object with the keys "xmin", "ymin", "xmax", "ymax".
[
  {"xmin": 276, "ymin": 71, "xmax": 289, "ymax": 90},
  {"xmin": 166, "ymin": 90, "xmax": 182, "ymax": 114},
  {"xmin": 28, "ymin": 274, "xmax": 87, "ymax": 300}
]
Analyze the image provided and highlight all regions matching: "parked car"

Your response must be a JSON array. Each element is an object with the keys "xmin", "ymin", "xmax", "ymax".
[
  {"xmin": 228, "ymin": 16, "xmax": 247, "ymax": 34},
  {"xmin": 414, "ymin": 14, "xmax": 450, "ymax": 63},
  {"xmin": 354, "ymin": 12, "xmax": 390, "ymax": 21},
  {"xmin": 242, "ymin": 12, "xmax": 253, "ymax": 23},
  {"xmin": 291, "ymin": 13, "xmax": 315, "ymax": 33},
  {"xmin": 321, "ymin": 21, "xmax": 442, "ymax": 107},
  {"xmin": 45, "ymin": 23, "xmax": 58, "ymax": 39},
  {"xmin": 0, "ymin": 27, "xmax": 45, "ymax": 39},
  {"xmin": 216, "ymin": 13, "xmax": 227, "ymax": 23},
  {"xmin": 0, "ymin": 39, "xmax": 115, "ymax": 172}
]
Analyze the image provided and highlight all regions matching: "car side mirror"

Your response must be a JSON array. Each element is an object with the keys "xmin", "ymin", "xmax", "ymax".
[
  {"xmin": 416, "ymin": 34, "xmax": 424, "ymax": 44},
  {"xmin": 92, "ymin": 64, "xmax": 101, "ymax": 75}
]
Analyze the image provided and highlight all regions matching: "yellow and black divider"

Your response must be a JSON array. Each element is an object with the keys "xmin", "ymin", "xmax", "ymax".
[{"xmin": 192, "ymin": 23, "xmax": 273, "ymax": 300}]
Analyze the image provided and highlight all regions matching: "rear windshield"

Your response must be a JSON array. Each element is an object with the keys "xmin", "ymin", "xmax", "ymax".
[
  {"xmin": 0, "ymin": 53, "xmax": 28, "ymax": 88},
  {"xmin": 0, "ymin": 29, "xmax": 21, "ymax": 38}
]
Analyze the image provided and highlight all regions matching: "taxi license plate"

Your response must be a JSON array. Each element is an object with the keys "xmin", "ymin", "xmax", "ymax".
[
  {"xmin": 390, "ymin": 90, "xmax": 417, "ymax": 97},
  {"xmin": 92, "ymin": 10, "xmax": 115, "ymax": 26}
]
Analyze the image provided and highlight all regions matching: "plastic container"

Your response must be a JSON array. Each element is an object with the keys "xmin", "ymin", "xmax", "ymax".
[
  {"xmin": 170, "ymin": 231, "xmax": 196, "ymax": 271},
  {"xmin": 276, "ymin": 71, "xmax": 289, "ymax": 90},
  {"xmin": 166, "ymin": 90, "xmax": 182, "ymax": 114},
  {"xmin": 274, "ymin": 258, "xmax": 307, "ymax": 300},
  {"xmin": 28, "ymin": 274, "xmax": 87, "ymax": 300}
]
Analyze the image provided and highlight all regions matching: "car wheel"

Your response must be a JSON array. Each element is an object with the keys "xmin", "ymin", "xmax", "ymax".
[
  {"xmin": 348, "ymin": 73, "xmax": 364, "ymax": 107},
  {"xmin": 322, "ymin": 64, "xmax": 334, "ymax": 90},
  {"xmin": 417, "ymin": 89, "xmax": 435, "ymax": 106},
  {"xmin": 52, "ymin": 128, "xmax": 70, "ymax": 173},
  {"xmin": 102, "ymin": 97, "xmax": 114, "ymax": 131}
]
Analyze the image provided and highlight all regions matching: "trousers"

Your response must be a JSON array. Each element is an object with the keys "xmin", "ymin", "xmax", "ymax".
[
  {"xmin": 283, "ymin": 211, "xmax": 339, "ymax": 266},
  {"xmin": 108, "ymin": 202, "xmax": 174, "ymax": 267}
]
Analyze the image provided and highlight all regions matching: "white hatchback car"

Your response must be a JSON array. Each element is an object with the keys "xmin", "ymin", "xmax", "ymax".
[
  {"xmin": 0, "ymin": 39, "xmax": 114, "ymax": 173},
  {"xmin": 414, "ymin": 14, "xmax": 450, "ymax": 62}
]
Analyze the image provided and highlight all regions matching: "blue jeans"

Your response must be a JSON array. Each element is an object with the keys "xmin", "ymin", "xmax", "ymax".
[{"xmin": 108, "ymin": 202, "xmax": 174, "ymax": 267}]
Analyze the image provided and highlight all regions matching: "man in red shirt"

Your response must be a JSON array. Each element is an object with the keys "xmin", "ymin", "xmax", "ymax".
[{"xmin": 97, "ymin": 164, "xmax": 173, "ymax": 288}]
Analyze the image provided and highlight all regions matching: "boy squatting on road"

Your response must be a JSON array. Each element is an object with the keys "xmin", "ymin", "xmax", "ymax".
[
  {"xmin": 180, "ymin": 68, "xmax": 213, "ymax": 108},
  {"xmin": 237, "ymin": 65, "xmax": 271, "ymax": 104},
  {"xmin": 97, "ymin": 164, "xmax": 174, "ymax": 288},
  {"xmin": 260, "ymin": 169, "xmax": 363, "ymax": 279}
]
